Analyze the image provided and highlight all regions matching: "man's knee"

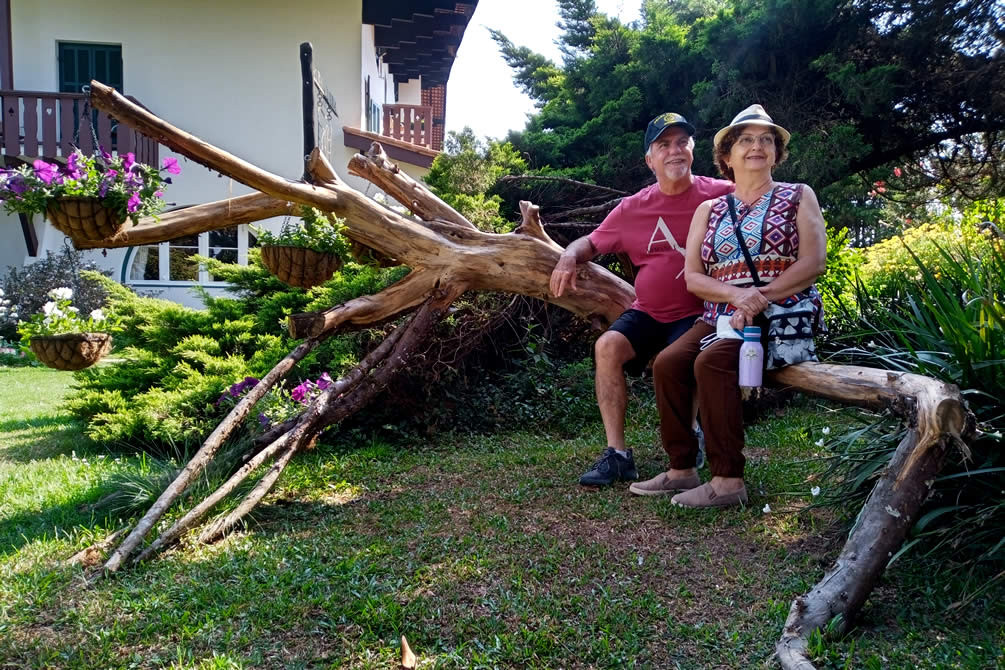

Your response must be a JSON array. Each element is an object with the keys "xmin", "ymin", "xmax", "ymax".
[{"xmin": 595, "ymin": 330, "xmax": 635, "ymax": 367}]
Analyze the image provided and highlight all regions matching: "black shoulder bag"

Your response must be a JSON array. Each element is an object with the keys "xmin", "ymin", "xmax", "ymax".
[{"xmin": 725, "ymin": 194, "xmax": 818, "ymax": 370}]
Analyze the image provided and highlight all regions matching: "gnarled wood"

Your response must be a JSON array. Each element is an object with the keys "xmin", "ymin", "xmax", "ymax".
[
  {"xmin": 102, "ymin": 336, "xmax": 321, "ymax": 572},
  {"xmin": 73, "ymin": 193, "xmax": 295, "ymax": 250},
  {"xmin": 287, "ymin": 269, "xmax": 437, "ymax": 338},
  {"xmin": 347, "ymin": 142, "xmax": 474, "ymax": 229},
  {"xmin": 766, "ymin": 363, "xmax": 972, "ymax": 670},
  {"xmin": 198, "ymin": 292, "xmax": 454, "ymax": 544},
  {"xmin": 86, "ymin": 82, "xmax": 978, "ymax": 670},
  {"xmin": 88, "ymin": 82, "xmax": 634, "ymax": 332}
]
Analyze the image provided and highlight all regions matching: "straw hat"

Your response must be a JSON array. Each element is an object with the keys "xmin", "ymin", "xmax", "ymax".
[{"xmin": 713, "ymin": 104, "xmax": 790, "ymax": 149}]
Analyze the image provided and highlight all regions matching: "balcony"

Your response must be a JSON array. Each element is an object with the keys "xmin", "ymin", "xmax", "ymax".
[
  {"xmin": 0, "ymin": 89, "xmax": 159, "ymax": 166},
  {"xmin": 343, "ymin": 102, "xmax": 439, "ymax": 169},
  {"xmin": 382, "ymin": 104, "xmax": 434, "ymax": 149}
]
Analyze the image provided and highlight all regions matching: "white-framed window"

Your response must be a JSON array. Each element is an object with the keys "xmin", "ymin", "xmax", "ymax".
[{"xmin": 125, "ymin": 225, "xmax": 255, "ymax": 286}]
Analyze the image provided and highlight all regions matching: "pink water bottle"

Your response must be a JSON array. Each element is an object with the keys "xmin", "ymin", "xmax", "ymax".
[{"xmin": 738, "ymin": 325, "xmax": 763, "ymax": 388}]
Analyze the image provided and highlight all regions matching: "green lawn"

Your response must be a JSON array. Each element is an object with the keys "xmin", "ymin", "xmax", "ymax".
[{"xmin": 1, "ymin": 366, "xmax": 1002, "ymax": 669}]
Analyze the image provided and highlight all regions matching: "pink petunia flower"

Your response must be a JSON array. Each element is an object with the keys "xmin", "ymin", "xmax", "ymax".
[
  {"xmin": 162, "ymin": 157, "xmax": 181, "ymax": 175},
  {"xmin": 33, "ymin": 160, "xmax": 59, "ymax": 185},
  {"xmin": 127, "ymin": 191, "xmax": 141, "ymax": 213}
]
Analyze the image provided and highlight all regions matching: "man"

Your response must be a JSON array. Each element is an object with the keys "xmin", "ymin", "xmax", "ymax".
[{"xmin": 549, "ymin": 112, "xmax": 734, "ymax": 489}]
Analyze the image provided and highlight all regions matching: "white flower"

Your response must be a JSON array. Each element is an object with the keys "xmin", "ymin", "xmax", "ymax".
[
  {"xmin": 822, "ymin": 427, "xmax": 831, "ymax": 435},
  {"xmin": 89, "ymin": 309, "xmax": 105, "ymax": 322},
  {"xmin": 0, "ymin": 288, "xmax": 4, "ymax": 297},
  {"xmin": 762, "ymin": 504, "xmax": 771, "ymax": 513},
  {"xmin": 866, "ymin": 340, "xmax": 877, "ymax": 349},
  {"xmin": 815, "ymin": 438, "xmax": 825, "ymax": 447},
  {"xmin": 811, "ymin": 486, "xmax": 821, "ymax": 497},
  {"xmin": 67, "ymin": 306, "xmax": 79, "ymax": 314},
  {"xmin": 48, "ymin": 287, "xmax": 73, "ymax": 301},
  {"xmin": 42, "ymin": 301, "xmax": 58, "ymax": 316}
]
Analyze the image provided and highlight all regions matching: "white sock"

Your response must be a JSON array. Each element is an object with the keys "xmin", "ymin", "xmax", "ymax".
[{"xmin": 614, "ymin": 448, "xmax": 628, "ymax": 457}]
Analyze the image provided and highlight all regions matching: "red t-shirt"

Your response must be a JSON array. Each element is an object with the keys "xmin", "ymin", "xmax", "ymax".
[{"xmin": 589, "ymin": 176, "xmax": 734, "ymax": 323}]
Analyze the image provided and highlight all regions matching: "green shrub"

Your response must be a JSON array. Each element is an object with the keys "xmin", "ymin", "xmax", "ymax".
[
  {"xmin": 856, "ymin": 216, "xmax": 996, "ymax": 302},
  {"xmin": 65, "ymin": 259, "xmax": 405, "ymax": 452},
  {"xmin": 816, "ymin": 225, "xmax": 864, "ymax": 338}
]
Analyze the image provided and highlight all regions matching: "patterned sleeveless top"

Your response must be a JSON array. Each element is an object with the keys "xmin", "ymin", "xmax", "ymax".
[{"xmin": 699, "ymin": 182, "xmax": 823, "ymax": 327}]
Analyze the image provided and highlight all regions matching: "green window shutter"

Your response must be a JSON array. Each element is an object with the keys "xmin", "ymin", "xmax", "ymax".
[{"xmin": 58, "ymin": 43, "xmax": 123, "ymax": 93}]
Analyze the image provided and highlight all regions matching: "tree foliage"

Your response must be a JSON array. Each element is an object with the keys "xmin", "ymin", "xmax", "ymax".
[
  {"xmin": 493, "ymin": 0, "xmax": 1004, "ymax": 212},
  {"xmin": 424, "ymin": 128, "xmax": 528, "ymax": 232}
]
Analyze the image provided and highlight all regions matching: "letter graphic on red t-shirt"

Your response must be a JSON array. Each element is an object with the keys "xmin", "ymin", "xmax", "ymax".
[{"xmin": 646, "ymin": 216, "xmax": 686, "ymax": 277}]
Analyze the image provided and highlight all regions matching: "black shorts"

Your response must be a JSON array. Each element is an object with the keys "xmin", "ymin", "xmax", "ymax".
[{"xmin": 609, "ymin": 309, "xmax": 699, "ymax": 376}]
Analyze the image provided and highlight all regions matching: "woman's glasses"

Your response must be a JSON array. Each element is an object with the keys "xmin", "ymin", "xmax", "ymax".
[{"xmin": 735, "ymin": 134, "xmax": 776, "ymax": 148}]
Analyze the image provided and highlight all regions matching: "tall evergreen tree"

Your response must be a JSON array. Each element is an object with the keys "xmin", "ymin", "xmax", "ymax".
[{"xmin": 493, "ymin": 0, "xmax": 1005, "ymax": 217}]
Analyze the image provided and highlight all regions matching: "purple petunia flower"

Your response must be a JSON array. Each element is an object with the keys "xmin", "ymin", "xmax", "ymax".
[
  {"xmin": 100, "ymin": 147, "xmax": 113, "ymax": 162},
  {"xmin": 66, "ymin": 152, "xmax": 83, "ymax": 180},
  {"xmin": 123, "ymin": 152, "xmax": 135, "ymax": 170},
  {"xmin": 162, "ymin": 157, "xmax": 181, "ymax": 175},
  {"xmin": 33, "ymin": 160, "xmax": 59, "ymax": 185},
  {"xmin": 127, "ymin": 191, "xmax": 141, "ymax": 213},
  {"xmin": 6, "ymin": 173, "xmax": 26, "ymax": 195},
  {"xmin": 164, "ymin": 177, "xmax": 172, "ymax": 185},
  {"xmin": 258, "ymin": 412, "xmax": 271, "ymax": 429},
  {"xmin": 291, "ymin": 382, "xmax": 310, "ymax": 404},
  {"xmin": 316, "ymin": 372, "xmax": 333, "ymax": 390}
]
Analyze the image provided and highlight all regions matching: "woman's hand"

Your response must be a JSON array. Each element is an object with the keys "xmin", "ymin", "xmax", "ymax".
[
  {"xmin": 729, "ymin": 306, "xmax": 759, "ymax": 329},
  {"xmin": 731, "ymin": 286, "xmax": 770, "ymax": 318}
]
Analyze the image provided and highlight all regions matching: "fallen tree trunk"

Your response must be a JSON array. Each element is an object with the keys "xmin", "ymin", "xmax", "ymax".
[
  {"xmin": 768, "ymin": 364, "xmax": 973, "ymax": 670},
  {"xmin": 84, "ymin": 81, "xmax": 976, "ymax": 667}
]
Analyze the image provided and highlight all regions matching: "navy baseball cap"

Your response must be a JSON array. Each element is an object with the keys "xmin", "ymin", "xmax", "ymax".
[{"xmin": 644, "ymin": 112, "xmax": 696, "ymax": 152}]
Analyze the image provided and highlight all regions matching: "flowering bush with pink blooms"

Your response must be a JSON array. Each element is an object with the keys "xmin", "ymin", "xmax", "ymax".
[
  {"xmin": 0, "ymin": 149, "xmax": 181, "ymax": 223},
  {"xmin": 214, "ymin": 372, "xmax": 335, "ymax": 431}
]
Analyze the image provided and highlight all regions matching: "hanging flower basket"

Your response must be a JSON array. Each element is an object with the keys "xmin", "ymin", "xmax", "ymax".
[
  {"xmin": 29, "ymin": 332, "xmax": 113, "ymax": 371},
  {"xmin": 46, "ymin": 196, "xmax": 127, "ymax": 243},
  {"xmin": 260, "ymin": 245, "xmax": 343, "ymax": 289}
]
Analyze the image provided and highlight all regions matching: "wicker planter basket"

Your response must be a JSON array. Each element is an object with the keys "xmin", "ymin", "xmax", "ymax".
[
  {"xmin": 46, "ymin": 197, "xmax": 127, "ymax": 243},
  {"xmin": 29, "ymin": 332, "xmax": 113, "ymax": 371},
  {"xmin": 260, "ymin": 245, "xmax": 342, "ymax": 289}
]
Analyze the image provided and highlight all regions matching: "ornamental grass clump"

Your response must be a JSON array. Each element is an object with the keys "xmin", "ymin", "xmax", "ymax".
[{"xmin": 0, "ymin": 149, "xmax": 181, "ymax": 223}]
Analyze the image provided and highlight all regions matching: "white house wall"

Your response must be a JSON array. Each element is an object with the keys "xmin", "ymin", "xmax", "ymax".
[{"xmin": 2, "ymin": 0, "xmax": 428, "ymax": 308}]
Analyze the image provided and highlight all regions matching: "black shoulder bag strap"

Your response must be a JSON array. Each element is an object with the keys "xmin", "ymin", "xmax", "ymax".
[{"xmin": 726, "ymin": 194, "xmax": 764, "ymax": 287}]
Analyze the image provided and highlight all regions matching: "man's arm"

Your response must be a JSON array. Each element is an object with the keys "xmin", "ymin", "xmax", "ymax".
[{"xmin": 549, "ymin": 236, "xmax": 598, "ymax": 297}]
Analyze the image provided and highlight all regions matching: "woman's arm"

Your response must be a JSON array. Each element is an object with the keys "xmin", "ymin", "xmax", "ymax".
[
  {"xmin": 758, "ymin": 185, "xmax": 827, "ymax": 302},
  {"xmin": 684, "ymin": 201, "xmax": 770, "ymax": 316}
]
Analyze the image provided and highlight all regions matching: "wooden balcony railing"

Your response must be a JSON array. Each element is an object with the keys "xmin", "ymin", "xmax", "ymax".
[
  {"xmin": 382, "ymin": 103, "xmax": 433, "ymax": 149},
  {"xmin": 0, "ymin": 89, "xmax": 159, "ymax": 166}
]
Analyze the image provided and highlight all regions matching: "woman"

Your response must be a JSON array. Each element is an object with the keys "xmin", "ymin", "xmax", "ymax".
[{"xmin": 636, "ymin": 104, "xmax": 826, "ymax": 508}]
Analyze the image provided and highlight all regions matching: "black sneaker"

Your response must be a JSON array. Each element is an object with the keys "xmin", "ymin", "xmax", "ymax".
[{"xmin": 579, "ymin": 447, "xmax": 638, "ymax": 486}]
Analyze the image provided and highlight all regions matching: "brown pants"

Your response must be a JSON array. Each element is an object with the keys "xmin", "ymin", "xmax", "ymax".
[{"xmin": 653, "ymin": 321, "xmax": 746, "ymax": 478}]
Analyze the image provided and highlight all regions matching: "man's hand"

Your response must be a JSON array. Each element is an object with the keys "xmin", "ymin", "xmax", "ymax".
[{"xmin": 550, "ymin": 253, "xmax": 579, "ymax": 297}]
